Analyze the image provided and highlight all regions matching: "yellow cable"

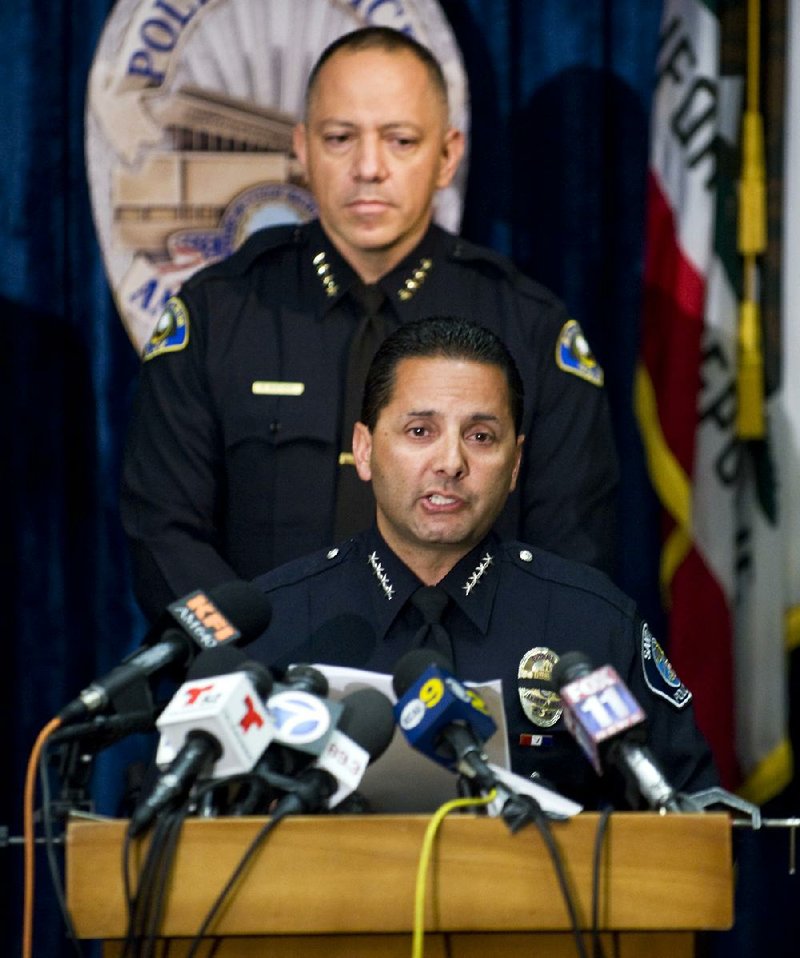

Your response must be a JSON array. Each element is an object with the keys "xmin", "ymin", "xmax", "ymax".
[{"xmin": 411, "ymin": 790, "xmax": 497, "ymax": 958}]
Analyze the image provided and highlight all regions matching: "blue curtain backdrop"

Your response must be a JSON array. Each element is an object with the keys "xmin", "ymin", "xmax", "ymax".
[{"xmin": 1, "ymin": 1, "xmax": 796, "ymax": 956}]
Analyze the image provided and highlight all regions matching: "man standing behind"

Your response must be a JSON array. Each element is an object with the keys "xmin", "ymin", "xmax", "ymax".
[
  {"xmin": 249, "ymin": 318, "xmax": 715, "ymax": 809},
  {"xmin": 122, "ymin": 27, "xmax": 618, "ymax": 622}
]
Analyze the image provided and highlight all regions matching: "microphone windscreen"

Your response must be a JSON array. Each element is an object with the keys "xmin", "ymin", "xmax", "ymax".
[
  {"xmin": 187, "ymin": 645, "xmax": 249, "ymax": 679},
  {"xmin": 284, "ymin": 663, "xmax": 329, "ymax": 696},
  {"xmin": 185, "ymin": 647, "xmax": 274, "ymax": 697},
  {"xmin": 208, "ymin": 580, "xmax": 272, "ymax": 643},
  {"xmin": 338, "ymin": 687, "xmax": 396, "ymax": 762},
  {"xmin": 551, "ymin": 651, "xmax": 593, "ymax": 691},
  {"xmin": 392, "ymin": 648, "xmax": 454, "ymax": 698}
]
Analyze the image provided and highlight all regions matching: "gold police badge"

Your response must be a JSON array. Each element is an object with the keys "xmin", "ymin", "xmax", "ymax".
[{"xmin": 518, "ymin": 647, "xmax": 562, "ymax": 728}]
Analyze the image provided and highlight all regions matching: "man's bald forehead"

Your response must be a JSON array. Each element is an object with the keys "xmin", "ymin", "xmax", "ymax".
[{"xmin": 304, "ymin": 28, "xmax": 450, "ymax": 120}]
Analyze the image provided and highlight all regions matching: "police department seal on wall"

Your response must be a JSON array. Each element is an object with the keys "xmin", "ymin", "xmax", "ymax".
[{"xmin": 85, "ymin": 0, "xmax": 470, "ymax": 352}]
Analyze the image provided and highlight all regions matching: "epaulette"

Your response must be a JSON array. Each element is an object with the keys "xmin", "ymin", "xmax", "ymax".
[
  {"xmin": 183, "ymin": 224, "xmax": 304, "ymax": 290},
  {"xmin": 254, "ymin": 537, "xmax": 357, "ymax": 596},
  {"xmin": 446, "ymin": 235, "xmax": 564, "ymax": 309},
  {"xmin": 499, "ymin": 542, "xmax": 635, "ymax": 618}
]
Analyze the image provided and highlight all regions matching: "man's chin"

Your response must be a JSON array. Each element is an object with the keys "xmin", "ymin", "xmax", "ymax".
[{"xmin": 414, "ymin": 520, "xmax": 476, "ymax": 550}]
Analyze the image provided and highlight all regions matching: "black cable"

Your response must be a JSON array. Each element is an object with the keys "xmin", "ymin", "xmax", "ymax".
[
  {"xmin": 122, "ymin": 814, "xmax": 162, "ymax": 957},
  {"xmin": 184, "ymin": 791, "xmax": 293, "ymax": 958},
  {"xmin": 122, "ymin": 826, "xmax": 137, "ymax": 935},
  {"xmin": 502, "ymin": 793, "xmax": 588, "ymax": 958},
  {"xmin": 38, "ymin": 740, "xmax": 85, "ymax": 957},
  {"xmin": 531, "ymin": 815, "xmax": 589, "ymax": 958},
  {"xmin": 590, "ymin": 807, "xmax": 613, "ymax": 958},
  {"xmin": 143, "ymin": 806, "xmax": 189, "ymax": 957},
  {"xmin": 123, "ymin": 807, "xmax": 186, "ymax": 958}
]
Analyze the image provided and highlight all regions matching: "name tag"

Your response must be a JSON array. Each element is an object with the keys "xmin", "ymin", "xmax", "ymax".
[{"xmin": 251, "ymin": 381, "xmax": 305, "ymax": 397}]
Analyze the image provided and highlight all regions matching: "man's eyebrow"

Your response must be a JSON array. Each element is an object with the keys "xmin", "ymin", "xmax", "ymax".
[{"xmin": 403, "ymin": 410, "xmax": 502, "ymax": 422}]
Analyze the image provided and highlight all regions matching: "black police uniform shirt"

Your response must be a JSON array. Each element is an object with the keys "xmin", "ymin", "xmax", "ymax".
[
  {"xmin": 249, "ymin": 526, "xmax": 718, "ymax": 810},
  {"xmin": 121, "ymin": 220, "xmax": 619, "ymax": 621}
]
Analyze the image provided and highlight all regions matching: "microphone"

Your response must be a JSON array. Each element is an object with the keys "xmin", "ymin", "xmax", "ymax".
[
  {"xmin": 551, "ymin": 651, "xmax": 681, "ymax": 811},
  {"xmin": 392, "ymin": 649, "xmax": 498, "ymax": 792},
  {"xmin": 267, "ymin": 664, "xmax": 344, "ymax": 759},
  {"xmin": 128, "ymin": 648, "xmax": 276, "ymax": 837},
  {"xmin": 269, "ymin": 686, "xmax": 396, "ymax": 817},
  {"xmin": 58, "ymin": 581, "xmax": 272, "ymax": 725},
  {"xmin": 227, "ymin": 663, "xmax": 339, "ymax": 814}
]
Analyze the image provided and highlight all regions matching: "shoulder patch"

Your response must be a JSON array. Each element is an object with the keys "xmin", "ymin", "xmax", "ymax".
[
  {"xmin": 142, "ymin": 297, "xmax": 189, "ymax": 361},
  {"xmin": 640, "ymin": 622, "xmax": 692, "ymax": 709},
  {"xmin": 555, "ymin": 319, "xmax": 604, "ymax": 386}
]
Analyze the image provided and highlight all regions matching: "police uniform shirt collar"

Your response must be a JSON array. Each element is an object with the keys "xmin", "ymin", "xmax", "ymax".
[
  {"xmin": 302, "ymin": 220, "xmax": 355, "ymax": 315},
  {"xmin": 306, "ymin": 221, "xmax": 441, "ymax": 315},
  {"xmin": 304, "ymin": 220, "xmax": 392, "ymax": 316},
  {"xmin": 360, "ymin": 526, "xmax": 423, "ymax": 640},
  {"xmin": 360, "ymin": 526, "xmax": 500, "ymax": 641},
  {"xmin": 378, "ymin": 227, "xmax": 438, "ymax": 306},
  {"xmin": 436, "ymin": 534, "xmax": 500, "ymax": 634}
]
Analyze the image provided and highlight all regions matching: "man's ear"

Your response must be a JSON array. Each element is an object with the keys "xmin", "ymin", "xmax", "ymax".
[
  {"xmin": 292, "ymin": 122, "xmax": 308, "ymax": 172},
  {"xmin": 352, "ymin": 422, "xmax": 373, "ymax": 482},
  {"xmin": 509, "ymin": 434, "xmax": 525, "ymax": 493},
  {"xmin": 436, "ymin": 127, "xmax": 465, "ymax": 190}
]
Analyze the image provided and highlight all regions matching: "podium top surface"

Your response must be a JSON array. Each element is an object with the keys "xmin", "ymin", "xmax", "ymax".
[{"xmin": 66, "ymin": 812, "xmax": 733, "ymax": 938}]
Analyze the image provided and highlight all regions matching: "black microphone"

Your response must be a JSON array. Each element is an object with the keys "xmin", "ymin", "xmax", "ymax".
[
  {"xmin": 392, "ymin": 649, "xmax": 499, "ymax": 792},
  {"xmin": 269, "ymin": 686, "xmax": 396, "ymax": 818},
  {"xmin": 58, "ymin": 581, "xmax": 272, "ymax": 724},
  {"xmin": 551, "ymin": 651, "xmax": 681, "ymax": 811},
  {"xmin": 229, "ymin": 663, "xmax": 335, "ymax": 814},
  {"xmin": 128, "ymin": 647, "xmax": 275, "ymax": 837}
]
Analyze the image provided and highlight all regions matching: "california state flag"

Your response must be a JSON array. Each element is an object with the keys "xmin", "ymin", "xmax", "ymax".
[{"xmin": 636, "ymin": 0, "xmax": 794, "ymax": 800}]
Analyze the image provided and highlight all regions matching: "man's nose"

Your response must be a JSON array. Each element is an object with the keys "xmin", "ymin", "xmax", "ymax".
[
  {"xmin": 352, "ymin": 134, "xmax": 387, "ymax": 181},
  {"xmin": 432, "ymin": 433, "xmax": 468, "ymax": 479}
]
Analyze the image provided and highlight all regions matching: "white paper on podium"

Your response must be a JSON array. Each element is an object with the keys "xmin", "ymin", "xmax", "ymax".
[{"xmin": 313, "ymin": 664, "xmax": 581, "ymax": 818}]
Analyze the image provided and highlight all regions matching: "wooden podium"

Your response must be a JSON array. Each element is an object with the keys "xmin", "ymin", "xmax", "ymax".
[{"xmin": 66, "ymin": 813, "xmax": 733, "ymax": 958}]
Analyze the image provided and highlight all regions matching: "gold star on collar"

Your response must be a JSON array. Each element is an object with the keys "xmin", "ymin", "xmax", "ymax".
[
  {"xmin": 397, "ymin": 257, "xmax": 433, "ymax": 301},
  {"xmin": 312, "ymin": 250, "xmax": 339, "ymax": 297}
]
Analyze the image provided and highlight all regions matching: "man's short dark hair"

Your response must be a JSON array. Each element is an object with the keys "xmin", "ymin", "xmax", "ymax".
[
  {"xmin": 361, "ymin": 317, "xmax": 525, "ymax": 433},
  {"xmin": 305, "ymin": 26, "xmax": 449, "ymax": 117}
]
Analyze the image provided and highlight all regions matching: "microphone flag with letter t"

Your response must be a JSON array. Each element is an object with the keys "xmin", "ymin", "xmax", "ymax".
[
  {"xmin": 153, "ymin": 654, "xmax": 276, "ymax": 776},
  {"xmin": 128, "ymin": 648, "xmax": 275, "ymax": 837}
]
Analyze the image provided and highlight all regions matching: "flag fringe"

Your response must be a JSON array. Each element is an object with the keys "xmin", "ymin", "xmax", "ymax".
[{"xmin": 738, "ymin": 737, "xmax": 793, "ymax": 806}]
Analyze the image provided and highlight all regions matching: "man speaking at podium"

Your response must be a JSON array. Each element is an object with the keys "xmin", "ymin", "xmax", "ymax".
[{"xmin": 249, "ymin": 317, "xmax": 717, "ymax": 809}]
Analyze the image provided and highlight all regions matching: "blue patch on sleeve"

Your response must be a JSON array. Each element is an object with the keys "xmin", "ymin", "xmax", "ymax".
[
  {"xmin": 142, "ymin": 296, "xmax": 190, "ymax": 361},
  {"xmin": 640, "ymin": 622, "xmax": 692, "ymax": 709},
  {"xmin": 555, "ymin": 319, "xmax": 604, "ymax": 386}
]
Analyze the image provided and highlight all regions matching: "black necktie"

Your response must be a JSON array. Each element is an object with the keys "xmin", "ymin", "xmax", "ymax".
[
  {"xmin": 333, "ymin": 282, "xmax": 386, "ymax": 541},
  {"xmin": 410, "ymin": 586, "xmax": 453, "ymax": 665}
]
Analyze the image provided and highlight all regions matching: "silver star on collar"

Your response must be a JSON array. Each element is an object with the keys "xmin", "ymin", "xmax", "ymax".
[
  {"xmin": 463, "ymin": 553, "xmax": 493, "ymax": 596},
  {"xmin": 368, "ymin": 551, "xmax": 395, "ymax": 600}
]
